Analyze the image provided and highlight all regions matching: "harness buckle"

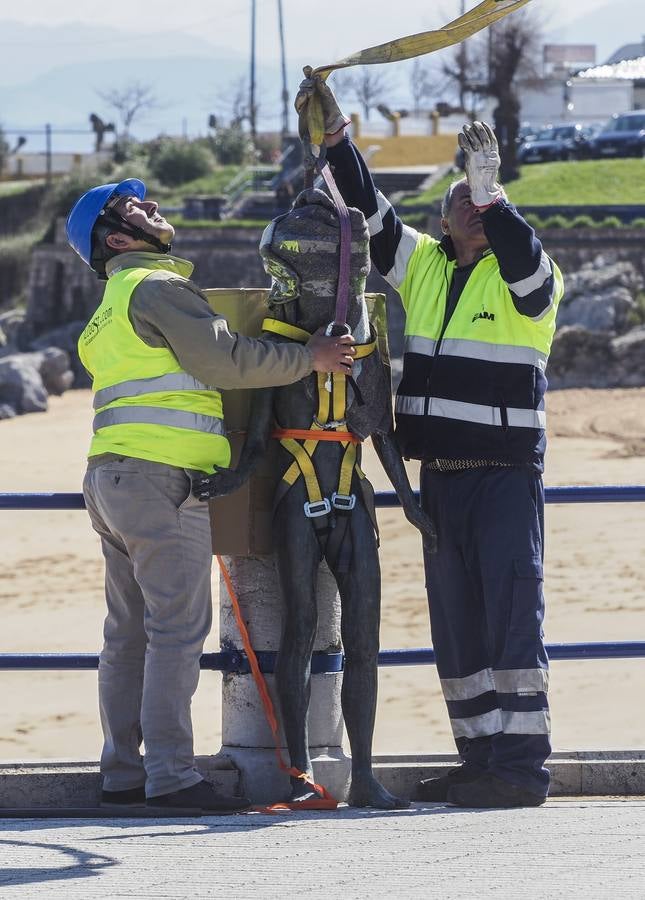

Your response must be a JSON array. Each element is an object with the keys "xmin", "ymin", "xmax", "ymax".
[
  {"xmin": 304, "ymin": 498, "xmax": 332, "ymax": 518},
  {"xmin": 313, "ymin": 417, "xmax": 347, "ymax": 430},
  {"xmin": 331, "ymin": 492, "xmax": 356, "ymax": 511},
  {"xmin": 325, "ymin": 321, "xmax": 352, "ymax": 338}
]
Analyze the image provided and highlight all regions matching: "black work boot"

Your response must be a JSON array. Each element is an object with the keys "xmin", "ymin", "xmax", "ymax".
[
  {"xmin": 415, "ymin": 765, "xmax": 483, "ymax": 802},
  {"xmin": 100, "ymin": 786, "xmax": 146, "ymax": 808},
  {"xmin": 146, "ymin": 779, "xmax": 251, "ymax": 813},
  {"xmin": 447, "ymin": 773, "xmax": 547, "ymax": 808}
]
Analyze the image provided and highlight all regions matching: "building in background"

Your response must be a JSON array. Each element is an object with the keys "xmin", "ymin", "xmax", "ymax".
[
  {"xmin": 543, "ymin": 44, "xmax": 596, "ymax": 78},
  {"xmin": 517, "ymin": 41, "xmax": 642, "ymax": 128}
]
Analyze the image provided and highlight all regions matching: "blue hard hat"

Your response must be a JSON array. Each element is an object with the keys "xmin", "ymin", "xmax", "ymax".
[{"xmin": 65, "ymin": 178, "xmax": 146, "ymax": 266}]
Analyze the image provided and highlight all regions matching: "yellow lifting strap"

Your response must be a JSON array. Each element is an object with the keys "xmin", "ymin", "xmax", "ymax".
[
  {"xmin": 261, "ymin": 318, "xmax": 312, "ymax": 344},
  {"xmin": 304, "ymin": 0, "xmax": 532, "ymax": 146},
  {"xmin": 261, "ymin": 318, "xmax": 377, "ymax": 359}
]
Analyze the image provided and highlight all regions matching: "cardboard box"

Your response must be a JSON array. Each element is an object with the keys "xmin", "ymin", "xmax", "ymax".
[{"xmin": 204, "ymin": 288, "xmax": 388, "ymax": 557}]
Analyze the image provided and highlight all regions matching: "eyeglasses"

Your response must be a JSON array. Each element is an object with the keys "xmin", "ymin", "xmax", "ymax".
[{"xmin": 101, "ymin": 194, "xmax": 134, "ymax": 216}]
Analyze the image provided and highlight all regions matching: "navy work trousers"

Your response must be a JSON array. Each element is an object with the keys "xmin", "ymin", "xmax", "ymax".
[{"xmin": 420, "ymin": 465, "xmax": 551, "ymax": 796}]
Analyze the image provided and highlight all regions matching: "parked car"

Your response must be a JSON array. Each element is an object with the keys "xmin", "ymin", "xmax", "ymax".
[
  {"xmin": 591, "ymin": 111, "xmax": 645, "ymax": 158},
  {"xmin": 517, "ymin": 122, "xmax": 538, "ymax": 145},
  {"xmin": 518, "ymin": 124, "xmax": 593, "ymax": 163}
]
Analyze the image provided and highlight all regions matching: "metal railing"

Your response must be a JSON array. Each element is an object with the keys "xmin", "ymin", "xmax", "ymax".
[{"xmin": 2, "ymin": 485, "xmax": 645, "ymax": 673}]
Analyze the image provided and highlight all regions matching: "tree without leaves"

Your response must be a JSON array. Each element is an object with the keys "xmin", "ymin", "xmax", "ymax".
[
  {"xmin": 409, "ymin": 59, "xmax": 435, "ymax": 116},
  {"xmin": 211, "ymin": 77, "xmax": 253, "ymax": 129},
  {"xmin": 97, "ymin": 81, "xmax": 159, "ymax": 141},
  {"xmin": 344, "ymin": 66, "xmax": 392, "ymax": 122},
  {"xmin": 485, "ymin": 12, "xmax": 542, "ymax": 182},
  {"xmin": 441, "ymin": 9, "xmax": 542, "ymax": 182}
]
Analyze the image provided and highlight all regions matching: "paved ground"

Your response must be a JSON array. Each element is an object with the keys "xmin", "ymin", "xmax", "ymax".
[{"xmin": 1, "ymin": 799, "xmax": 644, "ymax": 899}]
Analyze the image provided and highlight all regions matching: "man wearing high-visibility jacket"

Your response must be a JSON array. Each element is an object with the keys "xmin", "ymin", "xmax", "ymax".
[
  {"xmin": 297, "ymin": 77, "xmax": 563, "ymax": 808},
  {"xmin": 67, "ymin": 178, "xmax": 355, "ymax": 813}
]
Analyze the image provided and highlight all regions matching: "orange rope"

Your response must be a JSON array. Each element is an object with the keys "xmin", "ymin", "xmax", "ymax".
[
  {"xmin": 271, "ymin": 428, "xmax": 360, "ymax": 444},
  {"xmin": 216, "ymin": 555, "xmax": 338, "ymax": 811}
]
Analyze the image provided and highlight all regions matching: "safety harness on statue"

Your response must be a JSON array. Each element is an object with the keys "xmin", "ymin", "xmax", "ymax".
[{"xmin": 263, "ymin": 315, "xmax": 377, "ymax": 565}]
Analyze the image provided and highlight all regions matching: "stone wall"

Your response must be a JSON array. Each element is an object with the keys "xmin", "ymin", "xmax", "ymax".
[
  {"xmin": 0, "ymin": 184, "xmax": 47, "ymax": 237},
  {"xmin": 541, "ymin": 230, "xmax": 645, "ymax": 281}
]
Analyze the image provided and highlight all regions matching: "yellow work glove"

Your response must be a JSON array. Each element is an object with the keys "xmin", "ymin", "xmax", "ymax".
[
  {"xmin": 294, "ymin": 67, "xmax": 351, "ymax": 150},
  {"xmin": 458, "ymin": 121, "xmax": 503, "ymax": 209}
]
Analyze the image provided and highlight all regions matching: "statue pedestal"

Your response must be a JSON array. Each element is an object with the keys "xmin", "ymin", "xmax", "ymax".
[{"xmin": 215, "ymin": 555, "xmax": 350, "ymax": 805}]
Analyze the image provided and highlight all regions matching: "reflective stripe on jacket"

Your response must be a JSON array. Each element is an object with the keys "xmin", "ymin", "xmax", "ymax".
[
  {"xmin": 78, "ymin": 267, "xmax": 230, "ymax": 473},
  {"xmin": 394, "ymin": 235, "xmax": 564, "ymax": 469}
]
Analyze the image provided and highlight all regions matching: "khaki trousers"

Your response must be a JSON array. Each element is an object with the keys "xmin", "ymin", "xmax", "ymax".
[{"xmin": 83, "ymin": 457, "xmax": 212, "ymax": 798}]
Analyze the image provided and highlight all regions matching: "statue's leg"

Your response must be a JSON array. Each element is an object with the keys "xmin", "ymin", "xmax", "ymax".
[
  {"xmin": 330, "ymin": 501, "xmax": 410, "ymax": 809},
  {"xmin": 273, "ymin": 496, "xmax": 321, "ymax": 801}
]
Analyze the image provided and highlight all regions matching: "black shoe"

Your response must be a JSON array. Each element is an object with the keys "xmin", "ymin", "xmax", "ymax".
[
  {"xmin": 415, "ymin": 765, "xmax": 483, "ymax": 802},
  {"xmin": 100, "ymin": 786, "xmax": 146, "ymax": 808},
  {"xmin": 146, "ymin": 779, "xmax": 251, "ymax": 813},
  {"xmin": 447, "ymin": 773, "xmax": 547, "ymax": 808}
]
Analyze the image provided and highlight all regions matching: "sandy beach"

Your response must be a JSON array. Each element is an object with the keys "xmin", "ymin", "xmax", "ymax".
[{"xmin": 1, "ymin": 387, "xmax": 644, "ymax": 762}]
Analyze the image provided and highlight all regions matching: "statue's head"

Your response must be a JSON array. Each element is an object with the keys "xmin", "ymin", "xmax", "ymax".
[{"xmin": 259, "ymin": 188, "xmax": 370, "ymax": 335}]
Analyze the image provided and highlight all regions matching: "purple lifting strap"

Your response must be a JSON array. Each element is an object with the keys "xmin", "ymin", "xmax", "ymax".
[{"xmin": 318, "ymin": 161, "xmax": 352, "ymax": 327}]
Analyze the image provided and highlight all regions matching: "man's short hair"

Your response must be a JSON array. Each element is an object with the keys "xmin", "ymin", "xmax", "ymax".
[
  {"xmin": 441, "ymin": 178, "xmax": 468, "ymax": 218},
  {"xmin": 441, "ymin": 177, "xmax": 508, "ymax": 218},
  {"xmin": 90, "ymin": 222, "xmax": 119, "ymax": 278}
]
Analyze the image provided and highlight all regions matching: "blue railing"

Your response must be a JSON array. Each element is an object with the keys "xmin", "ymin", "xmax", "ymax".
[{"xmin": 2, "ymin": 486, "xmax": 645, "ymax": 673}]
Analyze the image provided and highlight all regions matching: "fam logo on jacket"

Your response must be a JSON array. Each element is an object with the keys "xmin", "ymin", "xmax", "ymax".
[{"xmin": 472, "ymin": 305, "xmax": 495, "ymax": 324}]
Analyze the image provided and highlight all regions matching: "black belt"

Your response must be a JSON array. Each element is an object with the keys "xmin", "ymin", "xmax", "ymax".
[{"xmin": 424, "ymin": 458, "xmax": 517, "ymax": 472}]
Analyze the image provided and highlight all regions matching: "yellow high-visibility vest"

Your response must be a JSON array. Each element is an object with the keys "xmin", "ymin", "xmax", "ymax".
[{"xmin": 78, "ymin": 267, "xmax": 230, "ymax": 474}]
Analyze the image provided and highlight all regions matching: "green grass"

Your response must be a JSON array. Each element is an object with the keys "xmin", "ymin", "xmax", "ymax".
[
  {"xmin": 172, "ymin": 217, "xmax": 267, "ymax": 229},
  {"xmin": 157, "ymin": 166, "xmax": 243, "ymax": 205},
  {"xmin": 0, "ymin": 179, "xmax": 45, "ymax": 197},
  {"xmin": 401, "ymin": 159, "xmax": 645, "ymax": 208}
]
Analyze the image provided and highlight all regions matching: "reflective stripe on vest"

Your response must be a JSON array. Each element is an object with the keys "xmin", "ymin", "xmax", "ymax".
[
  {"xmin": 94, "ymin": 373, "xmax": 215, "ymax": 409},
  {"xmin": 395, "ymin": 395, "xmax": 546, "ymax": 429},
  {"xmin": 404, "ymin": 335, "xmax": 548, "ymax": 370},
  {"xmin": 404, "ymin": 335, "xmax": 438, "ymax": 356},
  {"xmin": 93, "ymin": 407, "xmax": 226, "ymax": 435}
]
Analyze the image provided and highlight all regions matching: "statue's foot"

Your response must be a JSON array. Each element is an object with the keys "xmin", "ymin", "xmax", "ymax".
[
  {"xmin": 348, "ymin": 774, "xmax": 410, "ymax": 810},
  {"xmin": 287, "ymin": 778, "xmax": 325, "ymax": 804}
]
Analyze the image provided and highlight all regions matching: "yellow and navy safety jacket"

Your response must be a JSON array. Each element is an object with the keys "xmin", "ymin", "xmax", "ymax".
[
  {"xmin": 77, "ymin": 266, "xmax": 230, "ymax": 474},
  {"xmin": 325, "ymin": 136, "xmax": 565, "ymax": 470},
  {"xmin": 393, "ymin": 232, "xmax": 563, "ymax": 468}
]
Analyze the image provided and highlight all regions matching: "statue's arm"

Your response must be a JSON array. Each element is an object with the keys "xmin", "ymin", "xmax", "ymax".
[
  {"xmin": 192, "ymin": 387, "xmax": 275, "ymax": 500},
  {"xmin": 371, "ymin": 430, "xmax": 437, "ymax": 552}
]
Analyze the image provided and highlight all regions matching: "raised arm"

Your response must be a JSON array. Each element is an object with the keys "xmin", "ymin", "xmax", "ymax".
[
  {"xmin": 295, "ymin": 73, "xmax": 420, "ymax": 291},
  {"xmin": 460, "ymin": 120, "xmax": 557, "ymax": 320}
]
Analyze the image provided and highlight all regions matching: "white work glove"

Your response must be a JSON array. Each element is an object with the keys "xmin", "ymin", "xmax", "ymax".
[
  {"xmin": 294, "ymin": 67, "xmax": 351, "ymax": 145},
  {"xmin": 458, "ymin": 121, "xmax": 502, "ymax": 209}
]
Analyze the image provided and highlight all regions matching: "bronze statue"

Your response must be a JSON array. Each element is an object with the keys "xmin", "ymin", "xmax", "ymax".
[{"xmin": 194, "ymin": 187, "xmax": 436, "ymax": 808}]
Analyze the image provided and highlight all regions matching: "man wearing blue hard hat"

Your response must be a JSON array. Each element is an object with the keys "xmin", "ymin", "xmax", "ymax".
[{"xmin": 67, "ymin": 177, "xmax": 355, "ymax": 813}]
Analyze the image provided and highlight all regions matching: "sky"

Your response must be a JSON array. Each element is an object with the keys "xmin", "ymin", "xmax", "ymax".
[
  {"xmin": 0, "ymin": 0, "xmax": 639, "ymax": 152},
  {"xmin": 0, "ymin": 0, "xmax": 613, "ymax": 64}
]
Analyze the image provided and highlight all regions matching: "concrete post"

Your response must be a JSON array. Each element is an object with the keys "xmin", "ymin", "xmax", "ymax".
[{"xmin": 216, "ymin": 555, "xmax": 351, "ymax": 805}]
